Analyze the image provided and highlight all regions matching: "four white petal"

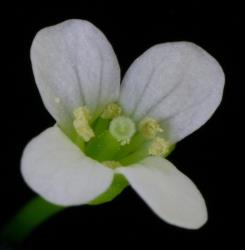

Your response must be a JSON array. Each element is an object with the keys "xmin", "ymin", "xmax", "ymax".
[
  {"xmin": 21, "ymin": 126, "xmax": 114, "ymax": 206},
  {"xmin": 21, "ymin": 19, "xmax": 225, "ymax": 229},
  {"xmin": 120, "ymin": 42, "xmax": 224, "ymax": 143},
  {"xmin": 117, "ymin": 157, "xmax": 207, "ymax": 229},
  {"xmin": 31, "ymin": 19, "xmax": 120, "ymax": 130}
]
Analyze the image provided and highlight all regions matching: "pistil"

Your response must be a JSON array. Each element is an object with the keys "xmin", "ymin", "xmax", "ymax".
[{"xmin": 85, "ymin": 131, "xmax": 120, "ymax": 161}]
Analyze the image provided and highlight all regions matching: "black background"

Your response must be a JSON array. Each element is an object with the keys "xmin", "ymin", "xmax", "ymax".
[{"xmin": 1, "ymin": 4, "xmax": 243, "ymax": 249}]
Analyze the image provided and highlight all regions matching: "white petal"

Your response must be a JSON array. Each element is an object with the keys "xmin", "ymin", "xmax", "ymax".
[
  {"xmin": 21, "ymin": 126, "xmax": 114, "ymax": 206},
  {"xmin": 31, "ymin": 19, "xmax": 120, "ymax": 128},
  {"xmin": 116, "ymin": 157, "xmax": 207, "ymax": 229},
  {"xmin": 120, "ymin": 42, "xmax": 224, "ymax": 143}
]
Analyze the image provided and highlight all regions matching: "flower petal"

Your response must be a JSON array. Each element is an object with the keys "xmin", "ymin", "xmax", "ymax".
[
  {"xmin": 116, "ymin": 157, "xmax": 207, "ymax": 229},
  {"xmin": 120, "ymin": 42, "xmax": 224, "ymax": 143},
  {"xmin": 21, "ymin": 126, "xmax": 114, "ymax": 206},
  {"xmin": 31, "ymin": 19, "xmax": 120, "ymax": 129}
]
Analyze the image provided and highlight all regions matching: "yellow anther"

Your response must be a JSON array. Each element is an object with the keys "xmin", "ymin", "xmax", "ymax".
[
  {"xmin": 73, "ymin": 106, "xmax": 95, "ymax": 142},
  {"xmin": 101, "ymin": 103, "xmax": 122, "ymax": 119},
  {"xmin": 103, "ymin": 160, "xmax": 121, "ymax": 169},
  {"xmin": 148, "ymin": 137, "xmax": 170, "ymax": 156},
  {"xmin": 73, "ymin": 106, "xmax": 91, "ymax": 121},
  {"xmin": 139, "ymin": 117, "xmax": 163, "ymax": 139}
]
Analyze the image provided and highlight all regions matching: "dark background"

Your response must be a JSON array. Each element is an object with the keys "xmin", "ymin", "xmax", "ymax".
[{"xmin": 1, "ymin": 4, "xmax": 243, "ymax": 249}]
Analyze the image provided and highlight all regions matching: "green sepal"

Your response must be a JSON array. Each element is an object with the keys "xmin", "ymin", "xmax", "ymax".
[{"xmin": 89, "ymin": 174, "xmax": 128, "ymax": 205}]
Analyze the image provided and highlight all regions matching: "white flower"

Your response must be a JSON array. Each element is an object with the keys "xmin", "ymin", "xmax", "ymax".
[{"xmin": 21, "ymin": 19, "xmax": 225, "ymax": 230}]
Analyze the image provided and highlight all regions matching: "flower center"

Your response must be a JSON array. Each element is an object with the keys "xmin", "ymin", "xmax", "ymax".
[{"xmin": 71, "ymin": 103, "xmax": 173, "ymax": 167}]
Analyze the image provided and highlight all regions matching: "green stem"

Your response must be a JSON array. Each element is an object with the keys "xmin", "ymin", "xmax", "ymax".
[{"xmin": 0, "ymin": 197, "xmax": 64, "ymax": 247}]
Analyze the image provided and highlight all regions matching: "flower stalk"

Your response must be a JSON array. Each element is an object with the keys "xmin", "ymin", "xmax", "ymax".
[{"xmin": 0, "ymin": 197, "xmax": 64, "ymax": 247}]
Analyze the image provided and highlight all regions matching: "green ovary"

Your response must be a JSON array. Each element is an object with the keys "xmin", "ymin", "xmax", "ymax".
[{"xmin": 68, "ymin": 103, "xmax": 174, "ymax": 205}]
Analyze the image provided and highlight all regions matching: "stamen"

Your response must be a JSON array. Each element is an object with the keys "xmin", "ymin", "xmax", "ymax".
[
  {"xmin": 101, "ymin": 103, "xmax": 122, "ymax": 119},
  {"xmin": 139, "ymin": 117, "xmax": 163, "ymax": 139},
  {"xmin": 103, "ymin": 161, "xmax": 121, "ymax": 169},
  {"xmin": 73, "ymin": 106, "xmax": 95, "ymax": 142},
  {"xmin": 148, "ymin": 137, "xmax": 170, "ymax": 156},
  {"xmin": 109, "ymin": 116, "xmax": 136, "ymax": 145},
  {"xmin": 74, "ymin": 106, "xmax": 91, "ymax": 121}
]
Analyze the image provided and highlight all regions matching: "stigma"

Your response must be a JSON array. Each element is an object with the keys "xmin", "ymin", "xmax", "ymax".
[
  {"xmin": 73, "ymin": 106, "xmax": 95, "ymax": 142},
  {"xmin": 109, "ymin": 116, "xmax": 136, "ymax": 145}
]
